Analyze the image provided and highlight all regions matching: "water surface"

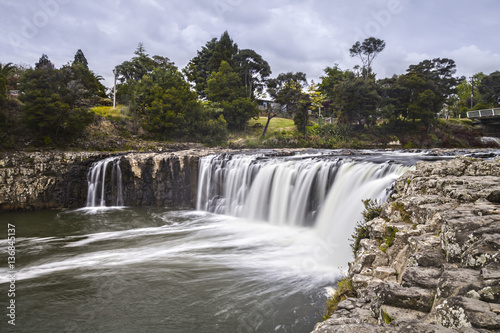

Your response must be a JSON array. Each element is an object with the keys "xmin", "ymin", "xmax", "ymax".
[{"xmin": 0, "ymin": 208, "xmax": 337, "ymax": 333}]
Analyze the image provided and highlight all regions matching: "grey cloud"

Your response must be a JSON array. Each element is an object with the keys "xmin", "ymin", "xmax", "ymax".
[{"xmin": 1, "ymin": 0, "xmax": 498, "ymax": 88}]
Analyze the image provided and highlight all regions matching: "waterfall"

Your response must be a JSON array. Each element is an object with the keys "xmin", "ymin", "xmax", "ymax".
[
  {"xmin": 197, "ymin": 155, "xmax": 342, "ymax": 224},
  {"xmin": 86, "ymin": 156, "xmax": 124, "ymax": 207},
  {"xmin": 197, "ymin": 154, "xmax": 410, "ymax": 254}
]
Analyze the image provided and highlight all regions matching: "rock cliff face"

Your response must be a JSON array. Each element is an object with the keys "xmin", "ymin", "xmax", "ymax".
[
  {"xmin": 0, "ymin": 151, "xmax": 107, "ymax": 210},
  {"xmin": 0, "ymin": 150, "xmax": 218, "ymax": 211},
  {"xmin": 313, "ymin": 156, "xmax": 500, "ymax": 333},
  {"xmin": 0, "ymin": 148, "xmax": 304, "ymax": 211},
  {"xmin": 119, "ymin": 151, "xmax": 201, "ymax": 208}
]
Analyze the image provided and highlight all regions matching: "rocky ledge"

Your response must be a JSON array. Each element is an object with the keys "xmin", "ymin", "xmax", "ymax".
[
  {"xmin": 0, "ymin": 148, "xmax": 309, "ymax": 211},
  {"xmin": 0, "ymin": 151, "xmax": 107, "ymax": 211},
  {"xmin": 313, "ymin": 156, "xmax": 500, "ymax": 332},
  {"xmin": 0, "ymin": 150, "xmax": 213, "ymax": 211}
]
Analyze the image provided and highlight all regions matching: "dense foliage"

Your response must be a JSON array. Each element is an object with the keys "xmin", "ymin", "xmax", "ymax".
[
  {"xmin": 17, "ymin": 53, "xmax": 105, "ymax": 144},
  {"xmin": 0, "ymin": 35, "xmax": 498, "ymax": 150}
]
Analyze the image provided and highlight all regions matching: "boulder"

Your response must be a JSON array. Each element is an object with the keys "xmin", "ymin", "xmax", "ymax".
[
  {"xmin": 486, "ymin": 190, "xmax": 500, "ymax": 203},
  {"xmin": 374, "ymin": 282, "xmax": 435, "ymax": 313},
  {"xmin": 436, "ymin": 297, "xmax": 500, "ymax": 330}
]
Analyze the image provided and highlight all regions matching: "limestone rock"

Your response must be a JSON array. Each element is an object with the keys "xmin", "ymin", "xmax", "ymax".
[
  {"xmin": 315, "ymin": 156, "xmax": 500, "ymax": 333},
  {"xmin": 436, "ymin": 297, "xmax": 500, "ymax": 330},
  {"xmin": 402, "ymin": 267, "xmax": 441, "ymax": 289},
  {"xmin": 0, "ymin": 149, "xmax": 224, "ymax": 211},
  {"xmin": 436, "ymin": 267, "xmax": 483, "ymax": 299},
  {"xmin": 374, "ymin": 281, "xmax": 435, "ymax": 313}
]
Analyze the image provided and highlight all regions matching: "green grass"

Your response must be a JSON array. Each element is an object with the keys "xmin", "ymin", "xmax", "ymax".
[
  {"xmin": 248, "ymin": 117, "xmax": 296, "ymax": 134},
  {"xmin": 381, "ymin": 308, "xmax": 394, "ymax": 324},
  {"xmin": 90, "ymin": 105, "xmax": 130, "ymax": 119},
  {"xmin": 323, "ymin": 277, "xmax": 356, "ymax": 320}
]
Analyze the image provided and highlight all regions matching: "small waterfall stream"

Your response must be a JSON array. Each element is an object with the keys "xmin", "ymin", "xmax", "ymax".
[{"xmin": 86, "ymin": 156, "xmax": 124, "ymax": 207}]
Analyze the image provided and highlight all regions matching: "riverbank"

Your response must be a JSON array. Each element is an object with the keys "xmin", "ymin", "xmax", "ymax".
[{"xmin": 312, "ymin": 156, "xmax": 500, "ymax": 332}]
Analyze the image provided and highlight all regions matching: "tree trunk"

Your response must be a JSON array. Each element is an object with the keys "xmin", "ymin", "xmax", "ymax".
[
  {"xmin": 261, "ymin": 111, "xmax": 277, "ymax": 138},
  {"xmin": 302, "ymin": 111, "xmax": 307, "ymax": 136}
]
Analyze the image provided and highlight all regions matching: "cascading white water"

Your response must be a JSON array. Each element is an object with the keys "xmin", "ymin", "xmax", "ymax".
[
  {"xmin": 197, "ymin": 154, "xmax": 411, "ymax": 262},
  {"xmin": 314, "ymin": 162, "xmax": 409, "ymax": 261},
  {"xmin": 86, "ymin": 156, "xmax": 124, "ymax": 207},
  {"xmin": 197, "ymin": 155, "xmax": 342, "ymax": 225}
]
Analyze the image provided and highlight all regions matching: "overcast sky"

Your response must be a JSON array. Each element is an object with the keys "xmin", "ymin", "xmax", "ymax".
[{"xmin": 1, "ymin": 0, "xmax": 499, "ymax": 89}]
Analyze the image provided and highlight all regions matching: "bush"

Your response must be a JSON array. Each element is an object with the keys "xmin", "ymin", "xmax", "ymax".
[
  {"xmin": 323, "ymin": 277, "xmax": 356, "ymax": 320},
  {"xmin": 197, "ymin": 115, "xmax": 229, "ymax": 145},
  {"xmin": 350, "ymin": 199, "xmax": 381, "ymax": 255},
  {"xmin": 317, "ymin": 123, "xmax": 353, "ymax": 141},
  {"xmin": 380, "ymin": 226, "xmax": 398, "ymax": 252}
]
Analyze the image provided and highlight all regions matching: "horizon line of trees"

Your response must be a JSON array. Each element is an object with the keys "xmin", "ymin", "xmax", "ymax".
[{"xmin": 1, "ymin": 32, "xmax": 499, "ymax": 146}]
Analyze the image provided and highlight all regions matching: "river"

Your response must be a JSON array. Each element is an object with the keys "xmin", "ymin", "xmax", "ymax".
[{"xmin": 0, "ymin": 150, "xmax": 494, "ymax": 333}]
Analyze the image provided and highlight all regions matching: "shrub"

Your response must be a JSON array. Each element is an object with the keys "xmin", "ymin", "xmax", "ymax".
[
  {"xmin": 350, "ymin": 199, "xmax": 381, "ymax": 255},
  {"xmin": 380, "ymin": 226, "xmax": 398, "ymax": 252},
  {"xmin": 391, "ymin": 202, "xmax": 411, "ymax": 223},
  {"xmin": 323, "ymin": 277, "xmax": 355, "ymax": 320}
]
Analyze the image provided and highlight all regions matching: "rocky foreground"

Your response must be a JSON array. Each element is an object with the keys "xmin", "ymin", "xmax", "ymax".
[{"xmin": 313, "ymin": 156, "xmax": 500, "ymax": 332}]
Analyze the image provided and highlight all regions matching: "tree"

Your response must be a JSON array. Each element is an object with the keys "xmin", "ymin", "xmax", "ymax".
[
  {"xmin": 233, "ymin": 49, "xmax": 271, "ymax": 99},
  {"xmin": 115, "ymin": 44, "xmax": 175, "ymax": 106},
  {"xmin": 206, "ymin": 61, "xmax": 258, "ymax": 131},
  {"xmin": 19, "ymin": 65, "xmax": 94, "ymax": 143},
  {"xmin": 183, "ymin": 31, "xmax": 239, "ymax": 100},
  {"xmin": 407, "ymin": 58, "xmax": 458, "ymax": 104},
  {"xmin": 184, "ymin": 32, "xmax": 271, "ymax": 100},
  {"xmin": 73, "ymin": 49, "xmax": 88, "ymax": 69},
  {"xmin": 267, "ymin": 72, "xmax": 310, "ymax": 134},
  {"xmin": 35, "ymin": 54, "xmax": 55, "ymax": 70},
  {"xmin": 132, "ymin": 66, "xmax": 227, "ymax": 142},
  {"xmin": 334, "ymin": 73, "xmax": 380, "ymax": 126},
  {"xmin": 116, "ymin": 44, "xmax": 174, "ymax": 84},
  {"xmin": 0, "ymin": 62, "xmax": 15, "ymax": 102},
  {"xmin": 456, "ymin": 73, "xmax": 485, "ymax": 110},
  {"xmin": 403, "ymin": 58, "xmax": 458, "ymax": 123},
  {"xmin": 206, "ymin": 61, "xmax": 245, "ymax": 103},
  {"xmin": 378, "ymin": 74, "xmax": 410, "ymax": 120},
  {"xmin": 61, "ymin": 62, "xmax": 107, "ymax": 107},
  {"xmin": 207, "ymin": 31, "xmax": 239, "ymax": 74},
  {"xmin": 183, "ymin": 38, "xmax": 218, "ymax": 98},
  {"xmin": 349, "ymin": 37, "xmax": 386, "ymax": 79},
  {"xmin": 478, "ymin": 71, "xmax": 500, "ymax": 107},
  {"xmin": 308, "ymin": 81, "xmax": 325, "ymax": 118},
  {"xmin": 319, "ymin": 65, "xmax": 351, "ymax": 117},
  {"xmin": 221, "ymin": 97, "xmax": 258, "ymax": 132},
  {"xmin": 293, "ymin": 90, "xmax": 312, "ymax": 136},
  {"xmin": 319, "ymin": 65, "xmax": 349, "ymax": 97},
  {"xmin": 267, "ymin": 72, "xmax": 308, "ymax": 111},
  {"xmin": 408, "ymin": 89, "xmax": 438, "ymax": 126}
]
